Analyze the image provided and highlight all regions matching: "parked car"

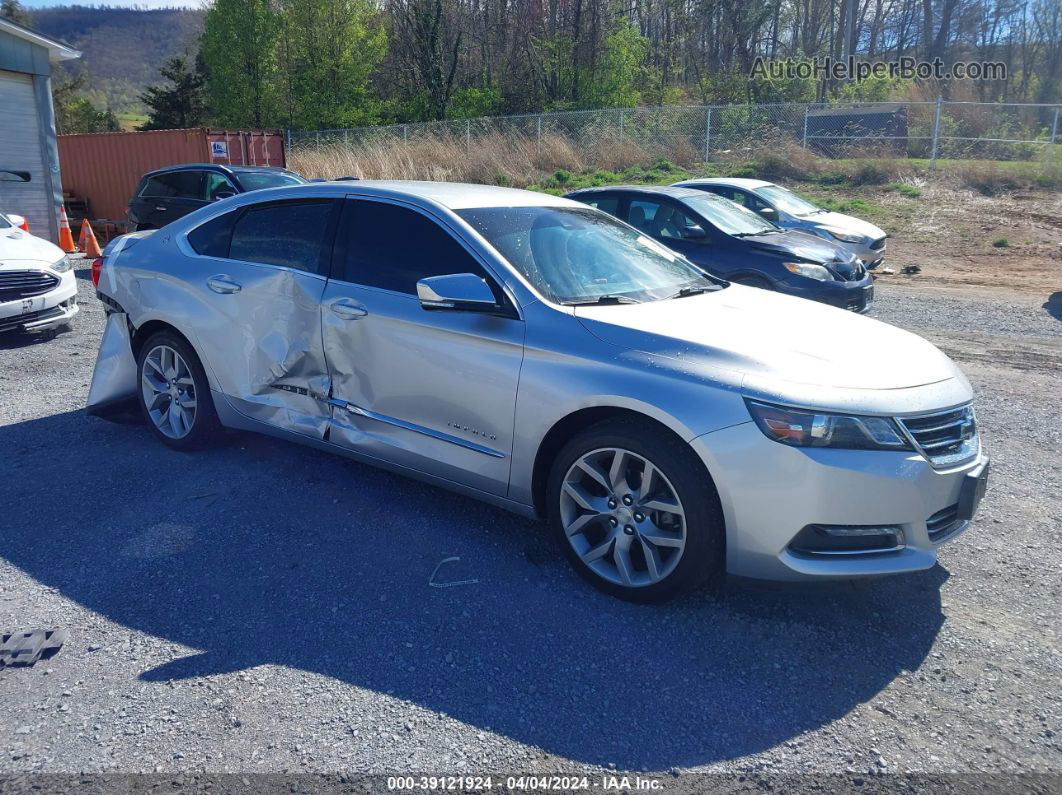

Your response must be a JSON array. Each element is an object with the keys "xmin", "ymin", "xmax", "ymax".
[
  {"xmin": 1, "ymin": 170, "xmax": 78, "ymax": 334},
  {"xmin": 128, "ymin": 164, "xmax": 307, "ymax": 231},
  {"xmin": 566, "ymin": 185, "xmax": 875, "ymax": 313},
  {"xmin": 672, "ymin": 177, "xmax": 888, "ymax": 269},
  {"xmin": 88, "ymin": 182, "xmax": 987, "ymax": 601}
]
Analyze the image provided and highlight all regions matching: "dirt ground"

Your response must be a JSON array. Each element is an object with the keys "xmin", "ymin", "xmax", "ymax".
[{"xmin": 859, "ymin": 184, "xmax": 1061, "ymax": 297}]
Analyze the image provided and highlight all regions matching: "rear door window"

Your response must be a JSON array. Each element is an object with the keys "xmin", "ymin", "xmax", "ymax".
[
  {"xmin": 228, "ymin": 200, "xmax": 338, "ymax": 274},
  {"xmin": 140, "ymin": 171, "xmax": 206, "ymax": 199}
]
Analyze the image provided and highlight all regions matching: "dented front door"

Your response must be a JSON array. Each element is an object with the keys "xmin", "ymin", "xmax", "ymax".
[
  {"xmin": 189, "ymin": 199, "xmax": 338, "ymax": 437},
  {"xmin": 321, "ymin": 198, "xmax": 524, "ymax": 497}
]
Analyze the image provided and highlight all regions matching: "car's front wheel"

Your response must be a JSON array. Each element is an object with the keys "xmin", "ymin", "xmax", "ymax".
[
  {"xmin": 137, "ymin": 331, "xmax": 220, "ymax": 450},
  {"xmin": 547, "ymin": 418, "xmax": 725, "ymax": 602}
]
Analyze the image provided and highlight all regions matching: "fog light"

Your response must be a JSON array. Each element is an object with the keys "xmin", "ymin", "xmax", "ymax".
[{"xmin": 789, "ymin": 524, "xmax": 904, "ymax": 556}]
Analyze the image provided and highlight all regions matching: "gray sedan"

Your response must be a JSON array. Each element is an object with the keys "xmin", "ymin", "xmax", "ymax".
[{"xmin": 88, "ymin": 182, "xmax": 986, "ymax": 601}]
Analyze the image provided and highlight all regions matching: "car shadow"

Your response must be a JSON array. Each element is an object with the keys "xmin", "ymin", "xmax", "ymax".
[
  {"xmin": 1044, "ymin": 291, "xmax": 1062, "ymax": 322},
  {"xmin": 0, "ymin": 324, "xmax": 73, "ymax": 349},
  {"xmin": 0, "ymin": 408, "xmax": 947, "ymax": 770}
]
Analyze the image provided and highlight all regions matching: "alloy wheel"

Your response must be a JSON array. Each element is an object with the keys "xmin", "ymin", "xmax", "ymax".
[
  {"xmin": 141, "ymin": 344, "xmax": 198, "ymax": 439},
  {"xmin": 559, "ymin": 447, "xmax": 687, "ymax": 587}
]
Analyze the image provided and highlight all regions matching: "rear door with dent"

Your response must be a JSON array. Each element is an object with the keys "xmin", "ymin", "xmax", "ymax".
[{"xmin": 182, "ymin": 198, "xmax": 340, "ymax": 437}]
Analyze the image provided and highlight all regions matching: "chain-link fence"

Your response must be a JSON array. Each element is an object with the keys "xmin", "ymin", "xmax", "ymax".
[{"xmin": 289, "ymin": 100, "xmax": 1062, "ymax": 166}]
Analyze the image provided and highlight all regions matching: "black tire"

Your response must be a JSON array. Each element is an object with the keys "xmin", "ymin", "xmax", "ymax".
[
  {"xmin": 546, "ymin": 417, "xmax": 725, "ymax": 602},
  {"xmin": 136, "ymin": 330, "xmax": 220, "ymax": 450},
  {"xmin": 731, "ymin": 275, "xmax": 773, "ymax": 290}
]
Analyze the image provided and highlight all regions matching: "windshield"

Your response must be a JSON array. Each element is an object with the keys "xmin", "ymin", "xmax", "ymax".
[
  {"xmin": 457, "ymin": 206, "xmax": 719, "ymax": 304},
  {"xmin": 754, "ymin": 185, "xmax": 822, "ymax": 216},
  {"xmin": 235, "ymin": 171, "xmax": 307, "ymax": 192},
  {"xmin": 680, "ymin": 194, "xmax": 777, "ymax": 236}
]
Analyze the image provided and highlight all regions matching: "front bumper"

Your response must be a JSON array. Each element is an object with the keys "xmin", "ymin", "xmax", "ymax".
[
  {"xmin": 0, "ymin": 271, "xmax": 78, "ymax": 333},
  {"xmin": 691, "ymin": 421, "xmax": 986, "ymax": 581},
  {"xmin": 776, "ymin": 272, "xmax": 875, "ymax": 314}
]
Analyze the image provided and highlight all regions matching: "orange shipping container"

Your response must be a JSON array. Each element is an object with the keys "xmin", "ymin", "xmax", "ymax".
[{"xmin": 57, "ymin": 128, "xmax": 288, "ymax": 223}]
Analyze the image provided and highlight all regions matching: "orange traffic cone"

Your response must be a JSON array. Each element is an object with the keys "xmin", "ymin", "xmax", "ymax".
[
  {"xmin": 58, "ymin": 205, "xmax": 76, "ymax": 253},
  {"xmin": 79, "ymin": 218, "xmax": 102, "ymax": 258}
]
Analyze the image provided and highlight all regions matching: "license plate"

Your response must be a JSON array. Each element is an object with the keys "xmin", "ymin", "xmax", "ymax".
[{"xmin": 957, "ymin": 459, "xmax": 989, "ymax": 520}]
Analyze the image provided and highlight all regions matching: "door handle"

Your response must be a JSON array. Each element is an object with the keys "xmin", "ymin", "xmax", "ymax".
[
  {"xmin": 207, "ymin": 275, "xmax": 242, "ymax": 294},
  {"xmin": 330, "ymin": 298, "xmax": 368, "ymax": 319},
  {"xmin": 155, "ymin": 206, "xmax": 167, "ymax": 212}
]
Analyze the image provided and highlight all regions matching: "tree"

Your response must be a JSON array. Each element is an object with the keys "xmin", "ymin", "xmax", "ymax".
[
  {"xmin": 201, "ymin": 0, "xmax": 280, "ymax": 127},
  {"xmin": 52, "ymin": 71, "xmax": 120, "ymax": 134},
  {"xmin": 0, "ymin": 0, "xmax": 32, "ymax": 27},
  {"xmin": 139, "ymin": 53, "xmax": 207, "ymax": 130}
]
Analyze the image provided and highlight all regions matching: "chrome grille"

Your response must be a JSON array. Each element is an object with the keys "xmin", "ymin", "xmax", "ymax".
[
  {"xmin": 926, "ymin": 504, "xmax": 967, "ymax": 543},
  {"xmin": 0, "ymin": 270, "xmax": 59, "ymax": 303},
  {"xmin": 898, "ymin": 405, "xmax": 978, "ymax": 467}
]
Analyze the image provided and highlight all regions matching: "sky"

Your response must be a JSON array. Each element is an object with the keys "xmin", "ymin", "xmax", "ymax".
[{"xmin": 21, "ymin": 1, "xmax": 206, "ymax": 8}]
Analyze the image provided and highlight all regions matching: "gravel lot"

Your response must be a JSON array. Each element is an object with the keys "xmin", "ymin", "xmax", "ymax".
[{"xmin": 1, "ymin": 269, "xmax": 1059, "ymax": 782}]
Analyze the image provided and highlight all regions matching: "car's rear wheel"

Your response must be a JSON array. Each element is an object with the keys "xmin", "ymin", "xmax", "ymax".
[
  {"xmin": 546, "ymin": 418, "xmax": 725, "ymax": 602},
  {"xmin": 137, "ymin": 331, "xmax": 219, "ymax": 450}
]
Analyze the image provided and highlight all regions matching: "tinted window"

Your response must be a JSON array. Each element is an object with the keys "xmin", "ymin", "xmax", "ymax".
[
  {"xmin": 229, "ymin": 200, "xmax": 336, "ymax": 273},
  {"xmin": 140, "ymin": 171, "xmax": 205, "ymax": 199},
  {"xmin": 188, "ymin": 211, "xmax": 237, "ymax": 257},
  {"xmin": 204, "ymin": 172, "xmax": 237, "ymax": 201},
  {"xmin": 627, "ymin": 199, "xmax": 701, "ymax": 240},
  {"xmin": 579, "ymin": 196, "xmax": 619, "ymax": 214},
  {"xmin": 339, "ymin": 200, "xmax": 490, "ymax": 294}
]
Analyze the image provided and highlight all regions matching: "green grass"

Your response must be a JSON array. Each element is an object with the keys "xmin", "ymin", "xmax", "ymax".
[
  {"xmin": 115, "ymin": 111, "xmax": 147, "ymax": 131},
  {"xmin": 887, "ymin": 182, "xmax": 922, "ymax": 198},
  {"xmin": 992, "ymin": 237, "xmax": 1010, "ymax": 248}
]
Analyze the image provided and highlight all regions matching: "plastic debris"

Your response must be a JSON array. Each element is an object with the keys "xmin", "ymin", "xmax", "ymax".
[{"xmin": 428, "ymin": 557, "xmax": 479, "ymax": 588}]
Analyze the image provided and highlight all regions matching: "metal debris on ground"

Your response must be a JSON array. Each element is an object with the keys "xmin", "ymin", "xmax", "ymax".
[
  {"xmin": 0, "ymin": 629, "xmax": 69, "ymax": 668},
  {"xmin": 428, "ymin": 557, "xmax": 479, "ymax": 588},
  {"xmin": 902, "ymin": 265, "xmax": 922, "ymax": 274}
]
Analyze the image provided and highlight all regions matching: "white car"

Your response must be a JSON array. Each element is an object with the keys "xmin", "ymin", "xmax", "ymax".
[
  {"xmin": 674, "ymin": 178, "xmax": 888, "ymax": 269},
  {"xmin": 0, "ymin": 210, "xmax": 78, "ymax": 334}
]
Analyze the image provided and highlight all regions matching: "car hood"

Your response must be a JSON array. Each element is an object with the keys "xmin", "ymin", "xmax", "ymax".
[
  {"xmin": 806, "ymin": 211, "xmax": 885, "ymax": 240},
  {"xmin": 741, "ymin": 230, "xmax": 861, "ymax": 277},
  {"xmin": 574, "ymin": 285, "xmax": 960, "ymax": 392},
  {"xmin": 0, "ymin": 227, "xmax": 65, "ymax": 267}
]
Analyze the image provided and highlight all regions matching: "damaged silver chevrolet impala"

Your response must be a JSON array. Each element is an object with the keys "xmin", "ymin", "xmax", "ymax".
[{"xmin": 88, "ymin": 181, "xmax": 988, "ymax": 601}]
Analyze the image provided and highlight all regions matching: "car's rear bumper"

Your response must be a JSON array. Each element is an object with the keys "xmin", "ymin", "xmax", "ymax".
[
  {"xmin": 691, "ymin": 421, "xmax": 986, "ymax": 581},
  {"xmin": 0, "ymin": 272, "xmax": 78, "ymax": 333}
]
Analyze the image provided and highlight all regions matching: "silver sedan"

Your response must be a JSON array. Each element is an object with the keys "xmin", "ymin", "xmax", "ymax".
[{"xmin": 88, "ymin": 182, "xmax": 987, "ymax": 601}]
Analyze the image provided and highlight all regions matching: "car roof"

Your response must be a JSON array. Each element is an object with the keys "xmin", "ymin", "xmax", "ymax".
[
  {"xmin": 142, "ymin": 163, "xmax": 294, "ymax": 178},
  {"xmin": 329, "ymin": 180, "xmax": 578, "ymax": 210},
  {"xmin": 567, "ymin": 185, "xmax": 713, "ymax": 200},
  {"xmin": 672, "ymin": 177, "xmax": 775, "ymax": 189}
]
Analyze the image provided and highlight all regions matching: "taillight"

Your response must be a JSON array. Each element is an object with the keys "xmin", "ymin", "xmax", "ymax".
[{"xmin": 91, "ymin": 257, "xmax": 103, "ymax": 287}]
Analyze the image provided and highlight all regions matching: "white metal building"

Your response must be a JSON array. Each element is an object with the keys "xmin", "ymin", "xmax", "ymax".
[{"xmin": 0, "ymin": 17, "xmax": 79, "ymax": 243}]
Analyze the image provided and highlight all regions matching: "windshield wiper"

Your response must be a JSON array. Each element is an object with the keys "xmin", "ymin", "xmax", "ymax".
[
  {"xmin": 565, "ymin": 294, "xmax": 641, "ymax": 306},
  {"xmin": 667, "ymin": 285, "xmax": 715, "ymax": 300},
  {"xmin": 732, "ymin": 230, "xmax": 775, "ymax": 237}
]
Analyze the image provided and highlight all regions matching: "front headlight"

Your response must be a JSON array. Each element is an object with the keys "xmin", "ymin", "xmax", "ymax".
[
  {"xmin": 823, "ymin": 229, "xmax": 865, "ymax": 244},
  {"xmin": 783, "ymin": 261, "xmax": 832, "ymax": 281},
  {"xmin": 52, "ymin": 255, "xmax": 73, "ymax": 273},
  {"xmin": 745, "ymin": 400, "xmax": 913, "ymax": 451}
]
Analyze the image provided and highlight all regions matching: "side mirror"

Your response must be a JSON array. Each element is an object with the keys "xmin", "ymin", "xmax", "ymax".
[
  {"xmin": 759, "ymin": 207, "xmax": 778, "ymax": 221},
  {"xmin": 213, "ymin": 190, "xmax": 237, "ymax": 201},
  {"xmin": 681, "ymin": 224, "xmax": 707, "ymax": 240},
  {"xmin": 417, "ymin": 273, "xmax": 498, "ymax": 312},
  {"xmin": 6, "ymin": 214, "xmax": 26, "ymax": 228}
]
